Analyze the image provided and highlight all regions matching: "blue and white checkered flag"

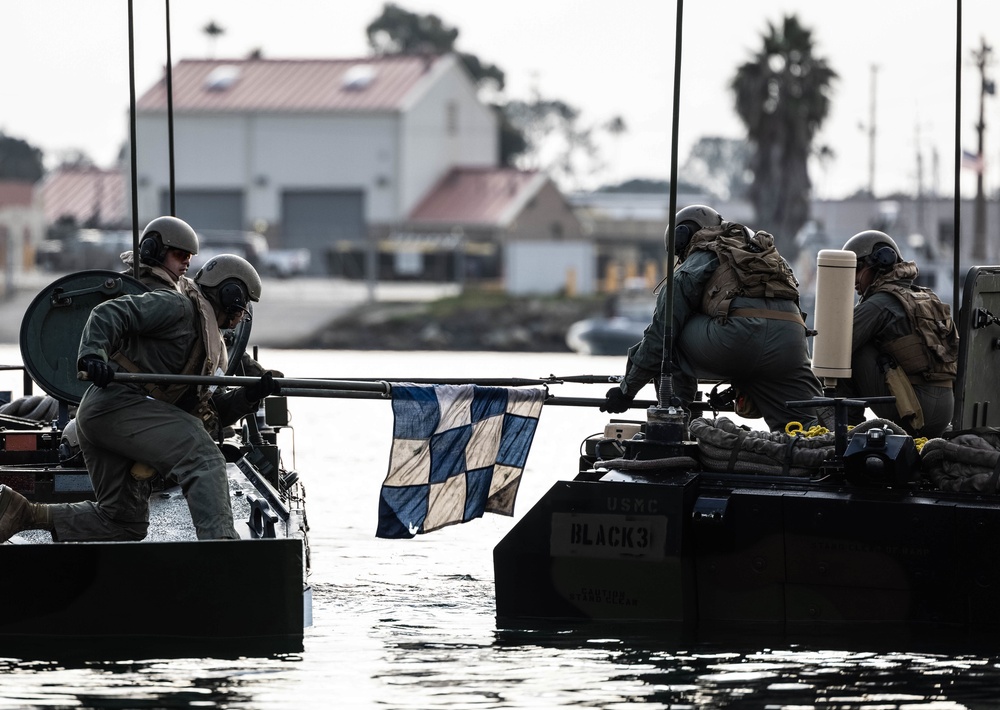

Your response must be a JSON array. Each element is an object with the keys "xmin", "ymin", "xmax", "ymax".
[{"xmin": 376, "ymin": 384, "xmax": 546, "ymax": 538}]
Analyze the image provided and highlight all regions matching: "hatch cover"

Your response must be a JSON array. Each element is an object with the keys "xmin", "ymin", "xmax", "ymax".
[{"xmin": 19, "ymin": 270, "xmax": 149, "ymax": 405}]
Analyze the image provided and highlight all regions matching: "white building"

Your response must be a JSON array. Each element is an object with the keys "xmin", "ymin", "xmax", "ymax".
[{"xmin": 133, "ymin": 54, "xmax": 498, "ymax": 273}]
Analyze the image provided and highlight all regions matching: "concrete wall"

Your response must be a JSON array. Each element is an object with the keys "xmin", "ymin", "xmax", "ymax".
[
  {"xmin": 505, "ymin": 180, "xmax": 584, "ymax": 242},
  {"xmin": 504, "ymin": 241, "xmax": 595, "ymax": 295}
]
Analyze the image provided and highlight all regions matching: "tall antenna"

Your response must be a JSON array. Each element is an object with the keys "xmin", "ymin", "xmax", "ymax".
[
  {"xmin": 127, "ymin": 0, "xmax": 140, "ymax": 280},
  {"xmin": 166, "ymin": 0, "xmax": 176, "ymax": 217},
  {"xmin": 657, "ymin": 0, "xmax": 684, "ymax": 411},
  {"xmin": 953, "ymin": 0, "xmax": 962, "ymax": 310}
]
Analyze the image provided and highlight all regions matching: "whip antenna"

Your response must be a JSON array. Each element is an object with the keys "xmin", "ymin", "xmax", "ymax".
[
  {"xmin": 127, "ymin": 0, "xmax": 140, "ymax": 280},
  {"xmin": 658, "ymin": 0, "xmax": 684, "ymax": 410}
]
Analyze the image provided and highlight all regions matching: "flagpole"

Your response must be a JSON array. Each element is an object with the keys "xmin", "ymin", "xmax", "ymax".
[
  {"xmin": 220, "ymin": 389, "xmax": 660, "ymax": 409},
  {"xmin": 87, "ymin": 372, "xmax": 393, "ymax": 395},
  {"xmin": 85, "ymin": 372, "xmax": 625, "ymax": 389},
  {"xmin": 79, "ymin": 371, "xmax": 685, "ymax": 410}
]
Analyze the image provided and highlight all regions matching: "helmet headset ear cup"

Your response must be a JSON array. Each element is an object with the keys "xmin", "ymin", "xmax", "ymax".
[
  {"xmin": 138, "ymin": 234, "xmax": 164, "ymax": 264},
  {"xmin": 218, "ymin": 280, "xmax": 248, "ymax": 315},
  {"xmin": 673, "ymin": 222, "xmax": 697, "ymax": 255},
  {"xmin": 867, "ymin": 245, "xmax": 898, "ymax": 272},
  {"xmin": 669, "ymin": 205, "xmax": 722, "ymax": 255}
]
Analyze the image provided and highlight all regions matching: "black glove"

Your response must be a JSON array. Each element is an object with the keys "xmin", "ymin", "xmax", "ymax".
[
  {"xmin": 80, "ymin": 355, "xmax": 114, "ymax": 388},
  {"xmin": 600, "ymin": 386, "xmax": 633, "ymax": 414},
  {"xmin": 244, "ymin": 370, "xmax": 281, "ymax": 401}
]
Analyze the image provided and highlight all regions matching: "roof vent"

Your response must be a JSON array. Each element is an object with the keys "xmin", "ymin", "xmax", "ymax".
[
  {"xmin": 204, "ymin": 65, "xmax": 241, "ymax": 92},
  {"xmin": 342, "ymin": 64, "xmax": 376, "ymax": 91}
]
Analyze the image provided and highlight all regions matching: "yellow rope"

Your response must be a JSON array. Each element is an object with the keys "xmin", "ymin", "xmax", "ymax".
[
  {"xmin": 784, "ymin": 421, "xmax": 830, "ymax": 437},
  {"xmin": 785, "ymin": 421, "xmax": 927, "ymax": 451}
]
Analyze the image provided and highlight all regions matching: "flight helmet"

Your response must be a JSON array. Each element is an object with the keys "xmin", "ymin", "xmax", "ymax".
[
  {"xmin": 194, "ymin": 254, "xmax": 262, "ymax": 317},
  {"xmin": 138, "ymin": 216, "xmax": 200, "ymax": 265},
  {"xmin": 667, "ymin": 204, "xmax": 723, "ymax": 255},
  {"xmin": 842, "ymin": 230, "xmax": 901, "ymax": 272}
]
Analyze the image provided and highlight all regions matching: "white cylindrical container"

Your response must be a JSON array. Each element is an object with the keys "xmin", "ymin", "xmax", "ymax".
[{"xmin": 811, "ymin": 249, "xmax": 857, "ymax": 379}]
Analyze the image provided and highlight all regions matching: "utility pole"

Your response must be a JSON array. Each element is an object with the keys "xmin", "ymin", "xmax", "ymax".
[
  {"xmin": 915, "ymin": 123, "xmax": 926, "ymax": 237},
  {"xmin": 972, "ymin": 37, "xmax": 994, "ymax": 261},
  {"xmin": 868, "ymin": 65, "xmax": 878, "ymax": 197}
]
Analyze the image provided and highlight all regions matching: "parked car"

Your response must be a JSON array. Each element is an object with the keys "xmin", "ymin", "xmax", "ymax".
[
  {"xmin": 41, "ymin": 229, "xmax": 133, "ymax": 272},
  {"xmin": 191, "ymin": 230, "xmax": 311, "ymax": 278},
  {"xmin": 190, "ymin": 230, "xmax": 269, "ymax": 272},
  {"xmin": 259, "ymin": 248, "xmax": 311, "ymax": 279}
]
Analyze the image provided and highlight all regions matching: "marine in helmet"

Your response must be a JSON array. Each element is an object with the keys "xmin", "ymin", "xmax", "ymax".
[
  {"xmin": 194, "ymin": 253, "xmax": 263, "ymax": 330},
  {"xmin": 120, "ymin": 215, "xmax": 200, "ymax": 291},
  {"xmin": 0, "ymin": 254, "xmax": 281, "ymax": 543},
  {"xmin": 124, "ymin": 218, "xmax": 278, "ymax": 380},
  {"xmin": 602, "ymin": 205, "xmax": 825, "ymax": 432},
  {"xmin": 839, "ymin": 230, "xmax": 958, "ymax": 438}
]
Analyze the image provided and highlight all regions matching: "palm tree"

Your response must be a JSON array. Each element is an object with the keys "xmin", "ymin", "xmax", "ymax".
[{"xmin": 732, "ymin": 15, "xmax": 837, "ymax": 260}]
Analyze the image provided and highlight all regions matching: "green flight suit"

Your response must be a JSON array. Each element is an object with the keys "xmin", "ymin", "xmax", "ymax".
[
  {"xmin": 47, "ymin": 289, "xmax": 260, "ymax": 541},
  {"xmin": 838, "ymin": 285, "xmax": 955, "ymax": 438},
  {"xmin": 620, "ymin": 248, "xmax": 823, "ymax": 431},
  {"xmin": 123, "ymin": 258, "xmax": 272, "ymax": 379}
]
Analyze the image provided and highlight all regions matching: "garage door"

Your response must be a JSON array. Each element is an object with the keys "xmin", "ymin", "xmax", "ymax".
[
  {"xmin": 160, "ymin": 190, "xmax": 244, "ymax": 231},
  {"xmin": 282, "ymin": 190, "xmax": 365, "ymax": 275}
]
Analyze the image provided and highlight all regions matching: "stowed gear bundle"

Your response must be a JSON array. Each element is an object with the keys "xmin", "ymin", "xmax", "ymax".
[
  {"xmin": 0, "ymin": 394, "xmax": 61, "ymax": 423},
  {"xmin": 920, "ymin": 428, "xmax": 1000, "ymax": 492},
  {"xmin": 689, "ymin": 416, "xmax": 836, "ymax": 477}
]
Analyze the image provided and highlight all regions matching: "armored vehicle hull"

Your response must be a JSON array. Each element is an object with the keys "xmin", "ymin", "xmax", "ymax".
[
  {"xmin": 496, "ymin": 266, "xmax": 1000, "ymax": 646},
  {"xmin": 0, "ymin": 271, "xmax": 310, "ymax": 660}
]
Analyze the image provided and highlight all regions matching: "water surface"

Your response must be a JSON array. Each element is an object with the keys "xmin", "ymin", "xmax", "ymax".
[{"xmin": 1, "ymin": 347, "xmax": 997, "ymax": 709}]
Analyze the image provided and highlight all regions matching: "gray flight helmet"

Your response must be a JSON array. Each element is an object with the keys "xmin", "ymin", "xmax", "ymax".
[
  {"xmin": 843, "ymin": 230, "xmax": 901, "ymax": 271},
  {"xmin": 667, "ymin": 204, "xmax": 723, "ymax": 254},
  {"xmin": 195, "ymin": 253, "xmax": 263, "ymax": 317},
  {"xmin": 138, "ymin": 216, "xmax": 200, "ymax": 264}
]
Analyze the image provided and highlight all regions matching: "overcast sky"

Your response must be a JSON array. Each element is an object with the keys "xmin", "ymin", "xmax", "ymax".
[{"xmin": 2, "ymin": 0, "xmax": 996, "ymax": 199}]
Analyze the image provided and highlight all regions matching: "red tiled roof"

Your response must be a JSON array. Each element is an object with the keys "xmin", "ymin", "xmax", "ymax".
[
  {"xmin": 0, "ymin": 180, "xmax": 34, "ymax": 208},
  {"xmin": 408, "ymin": 168, "xmax": 547, "ymax": 226},
  {"xmin": 136, "ymin": 55, "xmax": 448, "ymax": 113},
  {"xmin": 36, "ymin": 168, "xmax": 127, "ymax": 226}
]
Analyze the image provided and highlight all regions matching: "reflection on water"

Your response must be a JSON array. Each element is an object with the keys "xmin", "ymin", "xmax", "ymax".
[{"xmin": 1, "ymin": 347, "xmax": 999, "ymax": 708}]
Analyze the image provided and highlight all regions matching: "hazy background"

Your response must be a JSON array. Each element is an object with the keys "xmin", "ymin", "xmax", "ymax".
[{"xmin": 1, "ymin": 0, "xmax": 995, "ymax": 198}]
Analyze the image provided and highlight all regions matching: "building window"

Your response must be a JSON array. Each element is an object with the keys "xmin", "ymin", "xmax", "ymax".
[{"xmin": 446, "ymin": 101, "xmax": 458, "ymax": 135}]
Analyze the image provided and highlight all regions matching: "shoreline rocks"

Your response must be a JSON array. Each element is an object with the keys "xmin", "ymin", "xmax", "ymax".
[{"xmin": 298, "ymin": 293, "xmax": 608, "ymax": 352}]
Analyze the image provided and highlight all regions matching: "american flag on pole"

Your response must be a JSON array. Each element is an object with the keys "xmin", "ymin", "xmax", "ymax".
[
  {"xmin": 962, "ymin": 149, "xmax": 985, "ymax": 173},
  {"xmin": 376, "ymin": 384, "xmax": 546, "ymax": 539}
]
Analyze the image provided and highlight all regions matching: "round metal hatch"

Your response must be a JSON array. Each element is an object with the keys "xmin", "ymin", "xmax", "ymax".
[{"xmin": 19, "ymin": 270, "xmax": 149, "ymax": 405}]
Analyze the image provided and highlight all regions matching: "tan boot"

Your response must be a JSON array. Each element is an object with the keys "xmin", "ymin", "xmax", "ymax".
[{"xmin": 0, "ymin": 484, "xmax": 52, "ymax": 542}]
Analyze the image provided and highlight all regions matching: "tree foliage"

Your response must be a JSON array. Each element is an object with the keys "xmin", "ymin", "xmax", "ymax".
[
  {"xmin": 365, "ymin": 3, "xmax": 624, "ymax": 182},
  {"xmin": 597, "ymin": 177, "xmax": 704, "ymax": 194},
  {"xmin": 502, "ymin": 96, "xmax": 602, "ymax": 189},
  {"xmin": 680, "ymin": 136, "xmax": 752, "ymax": 201},
  {"xmin": 0, "ymin": 132, "xmax": 45, "ymax": 182},
  {"xmin": 366, "ymin": 3, "xmax": 504, "ymax": 93},
  {"xmin": 367, "ymin": 4, "xmax": 457, "ymax": 55},
  {"xmin": 732, "ymin": 15, "xmax": 836, "ymax": 257}
]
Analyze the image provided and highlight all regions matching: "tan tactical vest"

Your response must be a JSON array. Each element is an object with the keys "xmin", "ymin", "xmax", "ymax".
[
  {"xmin": 686, "ymin": 223, "xmax": 803, "ymax": 323},
  {"xmin": 873, "ymin": 279, "xmax": 959, "ymax": 383}
]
